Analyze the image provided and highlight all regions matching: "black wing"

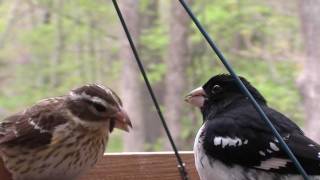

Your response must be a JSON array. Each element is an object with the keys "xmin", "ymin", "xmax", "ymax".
[
  {"xmin": 202, "ymin": 104, "xmax": 320, "ymax": 175},
  {"xmin": 0, "ymin": 97, "xmax": 68, "ymax": 148}
]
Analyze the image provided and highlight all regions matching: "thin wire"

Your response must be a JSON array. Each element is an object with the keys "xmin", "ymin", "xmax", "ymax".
[
  {"xmin": 112, "ymin": 1, "xmax": 188, "ymax": 180},
  {"xmin": 178, "ymin": 0, "xmax": 310, "ymax": 179}
]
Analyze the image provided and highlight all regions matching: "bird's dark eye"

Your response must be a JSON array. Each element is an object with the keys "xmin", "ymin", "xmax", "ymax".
[
  {"xmin": 92, "ymin": 103, "xmax": 106, "ymax": 112},
  {"xmin": 212, "ymin": 85, "xmax": 222, "ymax": 94}
]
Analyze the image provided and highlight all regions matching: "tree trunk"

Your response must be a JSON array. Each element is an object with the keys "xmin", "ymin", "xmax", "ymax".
[
  {"xmin": 88, "ymin": 14, "xmax": 100, "ymax": 82},
  {"xmin": 0, "ymin": 0, "xmax": 20, "ymax": 49},
  {"xmin": 118, "ymin": 0, "xmax": 145, "ymax": 151},
  {"xmin": 139, "ymin": 0, "xmax": 163, "ymax": 150},
  {"xmin": 298, "ymin": 0, "xmax": 320, "ymax": 142},
  {"xmin": 164, "ymin": 0, "xmax": 189, "ymax": 149},
  {"xmin": 50, "ymin": 0, "xmax": 65, "ymax": 88},
  {"xmin": 76, "ymin": 38, "xmax": 85, "ymax": 83}
]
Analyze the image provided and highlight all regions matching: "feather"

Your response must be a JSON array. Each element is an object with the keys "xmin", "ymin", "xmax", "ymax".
[
  {"xmin": 187, "ymin": 74, "xmax": 320, "ymax": 179},
  {"xmin": 0, "ymin": 97, "xmax": 68, "ymax": 148}
]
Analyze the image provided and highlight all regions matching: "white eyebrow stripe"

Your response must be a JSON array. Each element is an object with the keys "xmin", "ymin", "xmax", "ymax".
[
  {"xmin": 69, "ymin": 91, "xmax": 108, "ymax": 107},
  {"xmin": 96, "ymin": 84, "xmax": 112, "ymax": 94},
  {"xmin": 93, "ymin": 84, "xmax": 121, "ymax": 107}
]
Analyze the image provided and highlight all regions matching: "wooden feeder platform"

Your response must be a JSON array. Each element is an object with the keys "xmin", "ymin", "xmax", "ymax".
[{"xmin": 1, "ymin": 151, "xmax": 200, "ymax": 180}]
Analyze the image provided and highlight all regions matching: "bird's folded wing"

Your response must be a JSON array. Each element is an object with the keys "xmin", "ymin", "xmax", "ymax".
[
  {"xmin": 202, "ymin": 117, "xmax": 320, "ymax": 175},
  {"xmin": 0, "ymin": 98, "xmax": 68, "ymax": 148},
  {"xmin": 285, "ymin": 133, "xmax": 320, "ymax": 174}
]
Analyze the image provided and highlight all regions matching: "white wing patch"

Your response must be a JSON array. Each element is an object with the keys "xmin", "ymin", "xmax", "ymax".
[
  {"xmin": 214, "ymin": 137, "xmax": 222, "ymax": 146},
  {"xmin": 28, "ymin": 118, "xmax": 49, "ymax": 133},
  {"xmin": 259, "ymin": 151, "xmax": 266, "ymax": 156},
  {"xmin": 266, "ymin": 149, "xmax": 272, "ymax": 153},
  {"xmin": 12, "ymin": 129, "xmax": 19, "ymax": 136},
  {"xmin": 269, "ymin": 142, "xmax": 280, "ymax": 151},
  {"xmin": 255, "ymin": 158, "xmax": 291, "ymax": 170},
  {"xmin": 243, "ymin": 139, "xmax": 248, "ymax": 144},
  {"xmin": 213, "ymin": 136, "xmax": 246, "ymax": 148}
]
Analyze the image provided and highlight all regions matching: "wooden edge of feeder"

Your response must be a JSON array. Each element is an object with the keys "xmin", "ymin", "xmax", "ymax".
[{"xmin": 1, "ymin": 151, "xmax": 199, "ymax": 180}]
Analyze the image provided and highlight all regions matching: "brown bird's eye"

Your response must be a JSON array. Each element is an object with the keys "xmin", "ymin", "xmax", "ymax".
[
  {"xmin": 92, "ymin": 103, "xmax": 106, "ymax": 112},
  {"xmin": 212, "ymin": 84, "xmax": 222, "ymax": 94}
]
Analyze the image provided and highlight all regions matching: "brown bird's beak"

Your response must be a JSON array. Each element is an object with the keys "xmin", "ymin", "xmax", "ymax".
[
  {"xmin": 113, "ymin": 107, "xmax": 132, "ymax": 132},
  {"xmin": 185, "ymin": 87, "xmax": 207, "ymax": 108}
]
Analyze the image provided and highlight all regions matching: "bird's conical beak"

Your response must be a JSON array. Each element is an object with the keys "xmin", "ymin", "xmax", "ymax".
[
  {"xmin": 113, "ymin": 107, "xmax": 132, "ymax": 132},
  {"xmin": 185, "ymin": 87, "xmax": 207, "ymax": 108}
]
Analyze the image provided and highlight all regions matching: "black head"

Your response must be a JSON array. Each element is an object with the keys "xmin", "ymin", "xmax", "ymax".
[
  {"xmin": 185, "ymin": 74, "xmax": 266, "ymax": 116},
  {"xmin": 202, "ymin": 74, "xmax": 266, "ymax": 103},
  {"xmin": 66, "ymin": 84, "xmax": 132, "ymax": 132}
]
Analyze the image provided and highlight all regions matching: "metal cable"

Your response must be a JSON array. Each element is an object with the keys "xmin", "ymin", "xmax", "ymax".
[
  {"xmin": 112, "ymin": 1, "xmax": 189, "ymax": 179},
  {"xmin": 178, "ymin": 0, "xmax": 310, "ymax": 179}
]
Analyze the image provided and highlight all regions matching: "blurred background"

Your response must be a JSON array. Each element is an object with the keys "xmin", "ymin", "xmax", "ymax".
[{"xmin": 0, "ymin": 0, "xmax": 319, "ymax": 152}]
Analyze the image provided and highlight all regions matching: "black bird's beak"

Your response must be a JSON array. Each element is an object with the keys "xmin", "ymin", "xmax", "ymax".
[
  {"xmin": 185, "ymin": 87, "xmax": 207, "ymax": 108},
  {"xmin": 113, "ymin": 107, "xmax": 132, "ymax": 132}
]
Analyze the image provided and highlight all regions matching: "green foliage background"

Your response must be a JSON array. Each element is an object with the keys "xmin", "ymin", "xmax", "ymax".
[{"xmin": 0, "ymin": 0, "xmax": 303, "ymax": 151}]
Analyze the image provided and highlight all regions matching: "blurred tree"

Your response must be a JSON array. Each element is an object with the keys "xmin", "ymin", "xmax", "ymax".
[
  {"xmin": 298, "ymin": 0, "xmax": 320, "ymax": 142},
  {"xmin": 0, "ymin": 0, "xmax": 19, "ymax": 49},
  {"xmin": 139, "ymin": 0, "xmax": 163, "ymax": 149},
  {"xmin": 0, "ymin": 0, "xmax": 306, "ymax": 152},
  {"xmin": 164, "ymin": 0, "xmax": 189, "ymax": 149},
  {"xmin": 118, "ymin": 0, "xmax": 146, "ymax": 151},
  {"xmin": 50, "ymin": 0, "xmax": 64, "ymax": 88}
]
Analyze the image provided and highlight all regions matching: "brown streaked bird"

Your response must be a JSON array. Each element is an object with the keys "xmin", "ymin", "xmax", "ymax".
[{"xmin": 0, "ymin": 84, "xmax": 132, "ymax": 180}]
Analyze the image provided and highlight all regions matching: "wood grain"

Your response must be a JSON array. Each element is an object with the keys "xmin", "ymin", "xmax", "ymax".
[
  {"xmin": 80, "ymin": 151, "xmax": 200, "ymax": 180},
  {"xmin": 0, "ymin": 151, "xmax": 199, "ymax": 180}
]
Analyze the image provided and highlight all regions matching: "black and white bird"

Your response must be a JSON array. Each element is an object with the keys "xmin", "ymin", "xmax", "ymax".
[{"xmin": 185, "ymin": 74, "xmax": 320, "ymax": 180}]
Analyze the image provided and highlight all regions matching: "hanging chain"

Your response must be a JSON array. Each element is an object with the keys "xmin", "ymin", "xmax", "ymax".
[
  {"xmin": 178, "ymin": 0, "xmax": 309, "ymax": 179},
  {"xmin": 112, "ymin": 1, "xmax": 189, "ymax": 179}
]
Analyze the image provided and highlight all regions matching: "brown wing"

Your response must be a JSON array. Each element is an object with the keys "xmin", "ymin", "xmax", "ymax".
[{"xmin": 0, "ymin": 97, "xmax": 68, "ymax": 148}]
